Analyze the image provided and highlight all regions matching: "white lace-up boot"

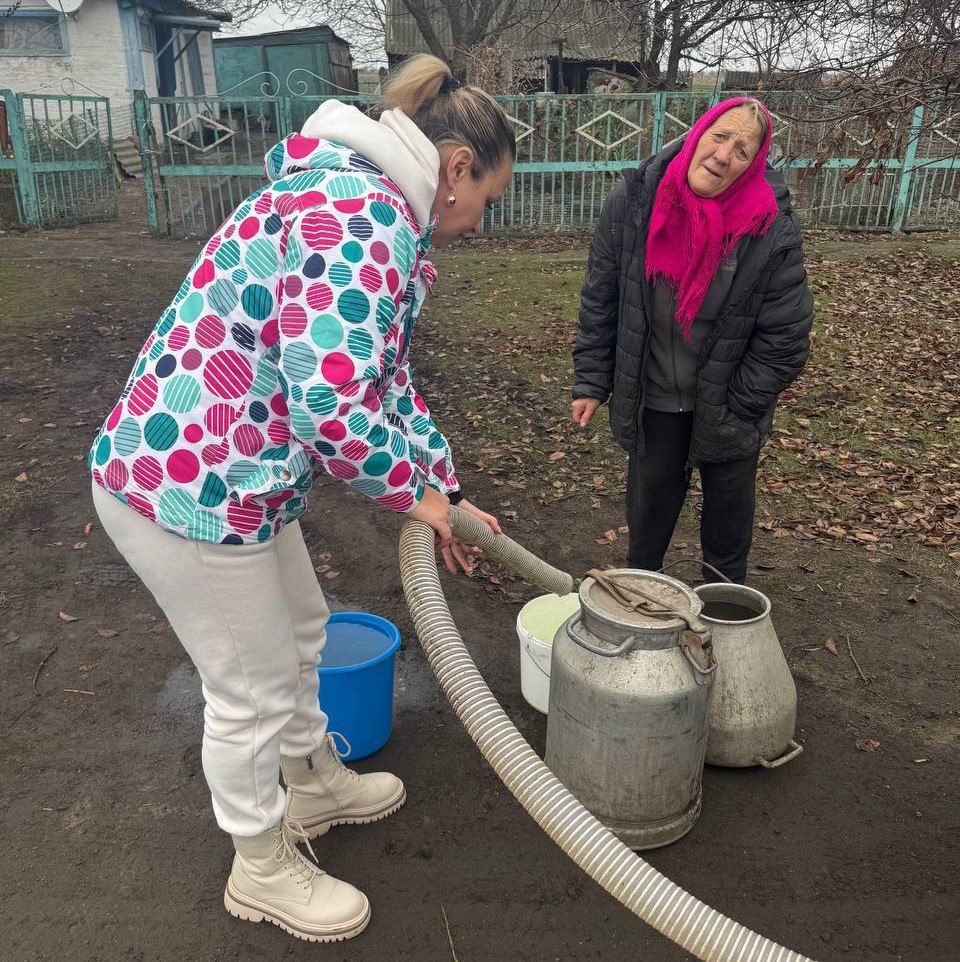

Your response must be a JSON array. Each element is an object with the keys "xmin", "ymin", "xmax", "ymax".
[
  {"xmin": 224, "ymin": 820, "xmax": 370, "ymax": 942},
  {"xmin": 281, "ymin": 732, "xmax": 406, "ymax": 840}
]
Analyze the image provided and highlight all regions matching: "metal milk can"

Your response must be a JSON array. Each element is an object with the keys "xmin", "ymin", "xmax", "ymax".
[
  {"xmin": 544, "ymin": 569, "xmax": 716, "ymax": 850},
  {"xmin": 694, "ymin": 583, "xmax": 803, "ymax": 769}
]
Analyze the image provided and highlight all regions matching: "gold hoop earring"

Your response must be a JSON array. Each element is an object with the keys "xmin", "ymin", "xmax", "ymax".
[{"xmin": 446, "ymin": 194, "xmax": 456, "ymax": 205}]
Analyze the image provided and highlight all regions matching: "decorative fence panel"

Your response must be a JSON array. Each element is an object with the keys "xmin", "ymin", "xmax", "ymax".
[
  {"xmin": 0, "ymin": 89, "xmax": 116, "ymax": 230},
  {"xmin": 132, "ymin": 87, "xmax": 960, "ymax": 238}
]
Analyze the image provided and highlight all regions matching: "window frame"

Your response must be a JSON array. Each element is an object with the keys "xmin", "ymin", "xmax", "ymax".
[{"xmin": 0, "ymin": 9, "xmax": 70, "ymax": 58}]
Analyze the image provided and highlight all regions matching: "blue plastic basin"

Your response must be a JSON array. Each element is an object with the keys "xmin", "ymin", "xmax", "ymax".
[{"xmin": 318, "ymin": 612, "xmax": 401, "ymax": 760}]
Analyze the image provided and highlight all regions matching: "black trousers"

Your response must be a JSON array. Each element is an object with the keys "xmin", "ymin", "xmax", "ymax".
[{"xmin": 626, "ymin": 409, "xmax": 759, "ymax": 583}]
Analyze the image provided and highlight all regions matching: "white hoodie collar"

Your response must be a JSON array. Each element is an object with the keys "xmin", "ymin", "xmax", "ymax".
[{"xmin": 300, "ymin": 101, "xmax": 439, "ymax": 231}]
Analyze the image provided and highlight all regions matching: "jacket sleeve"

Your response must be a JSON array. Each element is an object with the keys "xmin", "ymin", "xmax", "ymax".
[
  {"xmin": 381, "ymin": 358, "xmax": 459, "ymax": 495},
  {"xmin": 727, "ymin": 236, "xmax": 814, "ymax": 422},
  {"xmin": 572, "ymin": 179, "xmax": 626, "ymax": 401},
  {"xmin": 278, "ymin": 208, "xmax": 430, "ymax": 513}
]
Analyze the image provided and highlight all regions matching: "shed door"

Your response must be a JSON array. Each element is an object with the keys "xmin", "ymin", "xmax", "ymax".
[{"xmin": 266, "ymin": 44, "xmax": 319, "ymax": 95}]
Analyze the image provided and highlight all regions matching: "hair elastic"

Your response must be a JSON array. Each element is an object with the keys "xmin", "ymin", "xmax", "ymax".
[{"xmin": 439, "ymin": 75, "xmax": 462, "ymax": 95}]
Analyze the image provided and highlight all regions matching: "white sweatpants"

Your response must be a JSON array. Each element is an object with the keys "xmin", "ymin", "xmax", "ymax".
[{"xmin": 92, "ymin": 482, "xmax": 329, "ymax": 836}]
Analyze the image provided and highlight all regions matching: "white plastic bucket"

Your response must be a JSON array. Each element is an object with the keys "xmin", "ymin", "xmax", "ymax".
[{"xmin": 517, "ymin": 593, "xmax": 582, "ymax": 713}]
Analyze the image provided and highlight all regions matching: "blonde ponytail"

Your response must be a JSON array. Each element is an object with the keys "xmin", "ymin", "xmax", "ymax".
[{"xmin": 381, "ymin": 54, "xmax": 516, "ymax": 175}]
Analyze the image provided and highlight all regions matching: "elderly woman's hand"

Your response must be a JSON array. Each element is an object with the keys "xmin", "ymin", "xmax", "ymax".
[{"xmin": 571, "ymin": 398, "xmax": 601, "ymax": 427}]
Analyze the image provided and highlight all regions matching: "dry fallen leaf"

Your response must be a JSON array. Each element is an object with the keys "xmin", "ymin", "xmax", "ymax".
[
  {"xmin": 604, "ymin": 529, "xmax": 618, "ymax": 542},
  {"xmin": 824, "ymin": 637, "xmax": 839, "ymax": 656},
  {"xmin": 323, "ymin": 570, "xmax": 339, "ymax": 580},
  {"xmin": 73, "ymin": 542, "xmax": 87, "ymax": 550},
  {"xmin": 58, "ymin": 611, "xmax": 79, "ymax": 623},
  {"xmin": 855, "ymin": 738, "xmax": 881, "ymax": 753},
  {"xmin": 14, "ymin": 472, "xmax": 28, "ymax": 483},
  {"xmin": 96, "ymin": 629, "xmax": 119, "ymax": 638},
  {"xmin": 83, "ymin": 522, "xmax": 93, "ymax": 535},
  {"xmin": 547, "ymin": 451, "xmax": 565, "ymax": 462}
]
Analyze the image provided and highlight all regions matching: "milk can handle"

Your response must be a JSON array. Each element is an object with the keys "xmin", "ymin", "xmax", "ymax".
[
  {"xmin": 564, "ymin": 611, "xmax": 636, "ymax": 657},
  {"xmin": 680, "ymin": 629, "xmax": 717, "ymax": 683},
  {"xmin": 756, "ymin": 739, "xmax": 804, "ymax": 769}
]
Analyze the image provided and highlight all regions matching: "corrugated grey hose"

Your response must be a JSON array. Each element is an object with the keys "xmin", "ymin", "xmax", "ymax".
[{"xmin": 398, "ymin": 506, "xmax": 815, "ymax": 962}]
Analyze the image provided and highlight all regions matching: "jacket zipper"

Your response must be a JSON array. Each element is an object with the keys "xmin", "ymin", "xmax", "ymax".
[{"xmin": 671, "ymin": 309, "xmax": 683, "ymax": 412}]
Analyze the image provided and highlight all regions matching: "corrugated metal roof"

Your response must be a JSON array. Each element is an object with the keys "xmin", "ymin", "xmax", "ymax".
[{"xmin": 385, "ymin": 1, "xmax": 645, "ymax": 62}]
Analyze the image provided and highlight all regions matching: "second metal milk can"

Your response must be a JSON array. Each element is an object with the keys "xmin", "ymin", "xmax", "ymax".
[
  {"xmin": 545, "ymin": 569, "xmax": 716, "ymax": 850},
  {"xmin": 694, "ymin": 582, "xmax": 803, "ymax": 769}
]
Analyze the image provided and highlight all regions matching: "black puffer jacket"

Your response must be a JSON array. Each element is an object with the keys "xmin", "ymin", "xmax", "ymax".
[{"xmin": 573, "ymin": 143, "xmax": 814, "ymax": 465}]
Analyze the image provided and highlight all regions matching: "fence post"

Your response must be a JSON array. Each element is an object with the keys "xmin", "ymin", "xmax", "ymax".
[
  {"xmin": 651, "ymin": 91, "xmax": 666, "ymax": 153},
  {"xmin": 133, "ymin": 89, "xmax": 161, "ymax": 238},
  {"xmin": 3, "ymin": 90, "xmax": 40, "ymax": 229},
  {"xmin": 277, "ymin": 96, "xmax": 294, "ymax": 137},
  {"xmin": 891, "ymin": 104, "xmax": 924, "ymax": 233}
]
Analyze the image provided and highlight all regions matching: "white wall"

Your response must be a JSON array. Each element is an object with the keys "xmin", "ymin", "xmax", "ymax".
[{"xmin": 0, "ymin": 0, "xmax": 133, "ymax": 132}]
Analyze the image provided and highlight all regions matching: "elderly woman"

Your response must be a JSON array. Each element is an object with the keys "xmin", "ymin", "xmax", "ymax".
[{"xmin": 572, "ymin": 98, "xmax": 813, "ymax": 583}]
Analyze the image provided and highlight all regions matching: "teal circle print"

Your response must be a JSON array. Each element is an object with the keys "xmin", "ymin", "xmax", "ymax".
[
  {"xmin": 347, "ymin": 329, "xmax": 374, "ymax": 360},
  {"xmin": 94, "ymin": 434, "xmax": 111, "ymax": 466},
  {"xmin": 245, "ymin": 238, "xmax": 278, "ymax": 279},
  {"xmin": 113, "ymin": 418, "xmax": 142, "ymax": 456},
  {"xmin": 310, "ymin": 314, "xmax": 343, "ymax": 350},
  {"xmin": 347, "ymin": 411, "xmax": 369, "ymax": 437},
  {"xmin": 289, "ymin": 404, "xmax": 316, "ymax": 439},
  {"xmin": 305, "ymin": 384, "xmax": 337, "ymax": 416},
  {"xmin": 198, "ymin": 472, "xmax": 227, "ymax": 507},
  {"xmin": 375, "ymin": 297, "xmax": 395, "ymax": 336},
  {"xmin": 215, "ymin": 239, "xmax": 242, "ymax": 270},
  {"xmin": 144, "ymin": 412, "xmax": 179, "ymax": 451},
  {"xmin": 370, "ymin": 201, "xmax": 396, "ymax": 227},
  {"xmin": 338, "ymin": 289, "xmax": 370, "ymax": 324},
  {"xmin": 326, "ymin": 174, "xmax": 368, "ymax": 200},
  {"xmin": 208, "ymin": 278, "xmax": 239, "ymax": 316},
  {"xmin": 282, "ymin": 343, "xmax": 318, "ymax": 382},
  {"xmin": 363, "ymin": 451, "xmax": 393, "ymax": 476},
  {"xmin": 342, "ymin": 241, "xmax": 364, "ymax": 264},
  {"xmin": 328, "ymin": 263, "xmax": 353, "ymax": 287},
  {"xmin": 187, "ymin": 510, "xmax": 223, "ymax": 542},
  {"xmin": 179, "ymin": 292, "xmax": 205, "ymax": 324},
  {"xmin": 162, "ymin": 374, "xmax": 202, "ymax": 414},
  {"xmin": 158, "ymin": 488, "xmax": 194, "ymax": 527},
  {"xmin": 241, "ymin": 284, "xmax": 273, "ymax": 322}
]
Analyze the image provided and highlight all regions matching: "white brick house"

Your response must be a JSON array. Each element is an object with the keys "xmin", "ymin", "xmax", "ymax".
[{"xmin": 0, "ymin": 0, "xmax": 229, "ymax": 134}]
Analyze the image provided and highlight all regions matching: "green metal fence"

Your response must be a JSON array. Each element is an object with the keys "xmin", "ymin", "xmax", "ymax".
[
  {"xmin": 0, "ymin": 89, "xmax": 117, "ymax": 230},
  {"xmin": 133, "ymin": 88, "xmax": 960, "ymax": 238}
]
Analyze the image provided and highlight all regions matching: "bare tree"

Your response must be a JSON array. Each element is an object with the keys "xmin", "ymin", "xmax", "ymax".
[{"xmin": 0, "ymin": 1, "xmax": 23, "ymax": 22}]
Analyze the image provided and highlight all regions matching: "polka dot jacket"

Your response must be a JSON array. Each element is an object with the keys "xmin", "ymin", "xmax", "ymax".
[{"xmin": 89, "ymin": 134, "xmax": 458, "ymax": 544}]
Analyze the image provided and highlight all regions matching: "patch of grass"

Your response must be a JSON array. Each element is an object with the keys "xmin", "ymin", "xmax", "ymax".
[
  {"xmin": 416, "ymin": 238, "xmax": 960, "ymax": 558},
  {"xmin": 0, "ymin": 480, "xmax": 32, "ymax": 521}
]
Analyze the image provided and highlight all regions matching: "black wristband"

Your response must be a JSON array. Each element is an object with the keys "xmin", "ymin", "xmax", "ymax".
[{"xmin": 448, "ymin": 490, "xmax": 464, "ymax": 505}]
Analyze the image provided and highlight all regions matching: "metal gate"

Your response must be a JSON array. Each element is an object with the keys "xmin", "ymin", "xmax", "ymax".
[
  {"xmin": 0, "ymin": 89, "xmax": 117, "ymax": 230},
  {"xmin": 133, "ymin": 86, "xmax": 960, "ymax": 238}
]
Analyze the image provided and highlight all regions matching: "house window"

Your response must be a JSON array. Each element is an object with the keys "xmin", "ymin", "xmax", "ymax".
[{"xmin": 0, "ymin": 11, "xmax": 67, "ymax": 56}]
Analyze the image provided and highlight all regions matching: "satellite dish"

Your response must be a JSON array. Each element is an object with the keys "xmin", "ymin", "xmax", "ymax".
[{"xmin": 45, "ymin": 0, "xmax": 85, "ymax": 14}]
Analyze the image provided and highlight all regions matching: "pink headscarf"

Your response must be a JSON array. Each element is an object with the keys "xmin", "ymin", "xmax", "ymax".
[{"xmin": 645, "ymin": 97, "xmax": 778, "ymax": 341}]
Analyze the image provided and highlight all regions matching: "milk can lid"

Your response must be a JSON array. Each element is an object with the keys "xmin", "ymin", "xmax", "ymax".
[{"xmin": 579, "ymin": 569, "xmax": 702, "ymax": 632}]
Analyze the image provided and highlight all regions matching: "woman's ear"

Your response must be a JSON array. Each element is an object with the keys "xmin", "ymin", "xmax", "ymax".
[{"xmin": 445, "ymin": 145, "xmax": 475, "ymax": 186}]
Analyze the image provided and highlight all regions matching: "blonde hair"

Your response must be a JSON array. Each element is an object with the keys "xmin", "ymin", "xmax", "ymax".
[{"xmin": 381, "ymin": 55, "xmax": 516, "ymax": 175}]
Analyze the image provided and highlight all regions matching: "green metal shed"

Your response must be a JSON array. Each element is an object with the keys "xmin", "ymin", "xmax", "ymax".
[{"xmin": 214, "ymin": 26, "xmax": 358, "ymax": 99}]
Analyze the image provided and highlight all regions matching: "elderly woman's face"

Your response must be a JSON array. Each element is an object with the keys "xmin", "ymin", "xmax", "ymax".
[{"xmin": 687, "ymin": 107, "xmax": 763, "ymax": 198}]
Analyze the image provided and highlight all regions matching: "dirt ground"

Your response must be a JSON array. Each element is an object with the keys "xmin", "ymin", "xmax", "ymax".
[{"xmin": 1, "ymin": 186, "xmax": 958, "ymax": 962}]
